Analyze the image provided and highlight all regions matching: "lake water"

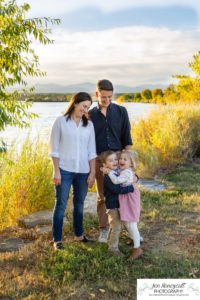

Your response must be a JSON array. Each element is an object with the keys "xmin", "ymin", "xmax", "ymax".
[{"xmin": 1, "ymin": 102, "xmax": 157, "ymax": 147}]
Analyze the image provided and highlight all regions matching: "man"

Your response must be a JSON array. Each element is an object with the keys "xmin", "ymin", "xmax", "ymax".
[{"xmin": 89, "ymin": 79, "xmax": 133, "ymax": 243}]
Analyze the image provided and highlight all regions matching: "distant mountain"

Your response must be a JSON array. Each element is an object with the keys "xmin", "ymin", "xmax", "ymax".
[
  {"xmin": 9, "ymin": 82, "xmax": 167, "ymax": 93},
  {"xmin": 34, "ymin": 83, "xmax": 95, "ymax": 93},
  {"xmin": 33, "ymin": 82, "xmax": 167, "ymax": 93}
]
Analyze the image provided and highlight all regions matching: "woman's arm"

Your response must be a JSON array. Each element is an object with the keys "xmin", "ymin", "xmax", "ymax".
[
  {"xmin": 49, "ymin": 118, "xmax": 61, "ymax": 185},
  {"xmin": 52, "ymin": 157, "xmax": 61, "ymax": 186},
  {"xmin": 49, "ymin": 117, "xmax": 61, "ymax": 159}
]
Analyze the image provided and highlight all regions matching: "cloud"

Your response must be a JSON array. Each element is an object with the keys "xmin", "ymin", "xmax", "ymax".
[{"xmin": 30, "ymin": 26, "xmax": 200, "ymax": 86}]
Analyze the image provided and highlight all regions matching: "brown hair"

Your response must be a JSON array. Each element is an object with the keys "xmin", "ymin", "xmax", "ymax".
[
  {"xmin": 64, "ymin": 92, "xmax": 92, "ymax": 126},
  {"xmin": 96, "ymin": 79, "xmax": 114, "ymax": 92},
  {"xmin": 100, "ymin": 150, "xmax": 116, "ymax": 164}
]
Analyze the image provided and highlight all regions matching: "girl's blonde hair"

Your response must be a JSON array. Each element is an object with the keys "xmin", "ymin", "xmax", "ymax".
[{"xmin": 120, "ymin": 150, "xmax": 138, "ymax": 171}]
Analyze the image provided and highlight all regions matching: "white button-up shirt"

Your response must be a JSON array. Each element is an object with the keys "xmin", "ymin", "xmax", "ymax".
[{"xmin": 49, "ymin": 116, "xmax": 97, "ymax": 173}]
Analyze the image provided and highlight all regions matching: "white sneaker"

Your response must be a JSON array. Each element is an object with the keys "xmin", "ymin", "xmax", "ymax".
[{"xmin": 98, "ymin": 229, "xmax": 109, "ymax": 243}]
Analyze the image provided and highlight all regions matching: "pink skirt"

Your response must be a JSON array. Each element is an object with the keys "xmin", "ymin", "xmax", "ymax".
[{"xmin": 119, "ymin": 188, "xmax": 140, "ymax": 222}]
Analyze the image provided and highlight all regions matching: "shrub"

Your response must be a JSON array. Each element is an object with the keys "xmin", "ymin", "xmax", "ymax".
[
  {"xmin": 131, "ymin": 104, "xmax": 200, "ymax": 177},
  {"xmin": 133, "ymin": 92, "xmax": 142, "ymax": 102},
  {"xmin": 141, "ymin": 89, "xmax": 152, "ymax": 102},
  {"xmin": 152, "ymin": 89, "xmax": 163, "ymax": 99},
  {"xmin": 0, "ymin": 138, "xmax": 54, "ymax": 229}
]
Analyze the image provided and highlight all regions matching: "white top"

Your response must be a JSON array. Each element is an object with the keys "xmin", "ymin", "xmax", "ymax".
[
  {"xmin": 49, "ymin": 116, "xmax": 97, "ymax": 173},
  {"xmin": 108, "ymin": 168, "xmax": 135, "ymax": 185}
]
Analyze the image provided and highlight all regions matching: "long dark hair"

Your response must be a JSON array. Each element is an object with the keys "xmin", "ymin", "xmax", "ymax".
[{"xmin": 64, "ymin": 92, "xmax": 92, "ymax": 126}]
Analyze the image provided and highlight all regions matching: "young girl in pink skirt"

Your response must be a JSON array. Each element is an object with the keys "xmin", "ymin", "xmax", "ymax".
[{"xmin": 107, "ymin": 150, "xmax": 143, "ymax": 259}]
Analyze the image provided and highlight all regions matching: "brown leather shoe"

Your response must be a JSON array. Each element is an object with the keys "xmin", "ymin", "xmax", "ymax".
[{"xmin": 129, "ymin": 247, "xmax": 143, "ymax": 260}]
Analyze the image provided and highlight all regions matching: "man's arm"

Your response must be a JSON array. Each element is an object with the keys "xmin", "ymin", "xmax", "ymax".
[
  {"xmin": 87, "ymin": 122, "xmax": 97, "ymax": 188},
  {"xmin": 104, "ymin": 176, "xmax": 134, "ymax": 195},
  {"xmin": 121, "ymin": 107, "xmax": 133, "ymax": 148}
]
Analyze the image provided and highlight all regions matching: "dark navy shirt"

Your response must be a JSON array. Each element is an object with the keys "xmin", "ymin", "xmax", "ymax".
[
  {"xmin": 89, "ymin": 103, "xmax": 132, "ymax": 155},
  {"xmin": 104, "ymin": 175, "xmax": 134, "ymax": 209}
]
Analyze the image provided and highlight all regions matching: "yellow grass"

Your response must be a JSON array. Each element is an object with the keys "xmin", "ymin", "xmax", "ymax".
[
  {"xmin": 0, "ymin": 139, "xmax": 54, "ymax": 229},
  {"xmin": 131, "ymin": 104, "xmax": 200, "ymax": 177}
]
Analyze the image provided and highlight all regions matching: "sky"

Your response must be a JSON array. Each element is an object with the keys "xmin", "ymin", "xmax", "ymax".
[{"xmin": 17, "ymin": 0, "xmax": 200, "ymax": 89}]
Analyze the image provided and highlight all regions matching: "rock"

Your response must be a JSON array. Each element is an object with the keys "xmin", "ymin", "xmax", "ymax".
[
  {"xmin": 139, "ymin": 179, "xmax": 166, "ymax": 192},
  {"xmin": 35, "ymin": 225, "xmax": 52, "ymax": 235},
  {"xmin": 84, "ymin": 192, "xmax": 97, "ymax": 216},
  {"xmin": 17, "ymin": 193, "xmax": 97, "ymax": 230},
  {"xmin": 18, "ymin": 210, "xmax": 52, "ymax": 228},
  {"xmin": 0, "ymin": 237, "xmax": 26, "ymax": 252}
]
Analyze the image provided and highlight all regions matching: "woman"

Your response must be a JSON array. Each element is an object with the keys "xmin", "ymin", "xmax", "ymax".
[{"xmin": 49, "ymin": 92, "xmax": 96, "ymax": 250}]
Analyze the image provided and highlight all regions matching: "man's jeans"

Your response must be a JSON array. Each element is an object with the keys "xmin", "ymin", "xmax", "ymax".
[{"xmin": 53, "ymin": 169, "xmax": 89, "ymax": 242}]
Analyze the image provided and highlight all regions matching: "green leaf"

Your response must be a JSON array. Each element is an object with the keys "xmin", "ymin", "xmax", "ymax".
[{"xmin": 0, "ymin": 0, "xmax": 60, "ymax": 131}]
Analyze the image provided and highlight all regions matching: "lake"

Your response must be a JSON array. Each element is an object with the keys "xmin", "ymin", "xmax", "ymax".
[{"xmin": 1, "ymin": 102, "xmax": 157, "ymax": 147}]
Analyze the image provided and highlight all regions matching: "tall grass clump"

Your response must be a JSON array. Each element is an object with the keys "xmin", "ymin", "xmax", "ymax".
[
  {"xmin": 0, "ymin": 138, "xmax": 54, "ymax": 229},
  {"xmin": 131, "ymin": 104, "xmax": 200, "ymax": 177}
]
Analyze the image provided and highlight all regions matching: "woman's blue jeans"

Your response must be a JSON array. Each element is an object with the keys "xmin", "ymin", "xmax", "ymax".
[{"xmin": 52, "ymin": 168, "xmax": 89, "ymax": 242}]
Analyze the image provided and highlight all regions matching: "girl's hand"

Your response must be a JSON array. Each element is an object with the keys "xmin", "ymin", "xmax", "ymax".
[
  {"xmin": 100, "ymin": 166, "xmax": 110, "ymax": 175},
  {"xmin": 87, "ymin": 172, "xmax": 95, "ymax": 188},
  {"xmin": 53, "ymin": 169, "xmax": 61, "ymax": 186}
]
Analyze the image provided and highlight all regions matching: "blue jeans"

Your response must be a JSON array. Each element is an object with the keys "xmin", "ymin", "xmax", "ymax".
[{"xmin": 52, "ymin": 168, "xmax": 89, "ymax": 242}]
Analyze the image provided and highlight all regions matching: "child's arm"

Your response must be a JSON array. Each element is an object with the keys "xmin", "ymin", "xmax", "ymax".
[
  {"xmin": 108, "ymin": 169, "xmax": 130, "ymax": 184},
  {"xmin": 104, "ymin": 176, "xmax": 134, "ymax": 195},
  {"xmin": 132, "ymin": 172, "xmax": 139, "ymax": 183}
]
